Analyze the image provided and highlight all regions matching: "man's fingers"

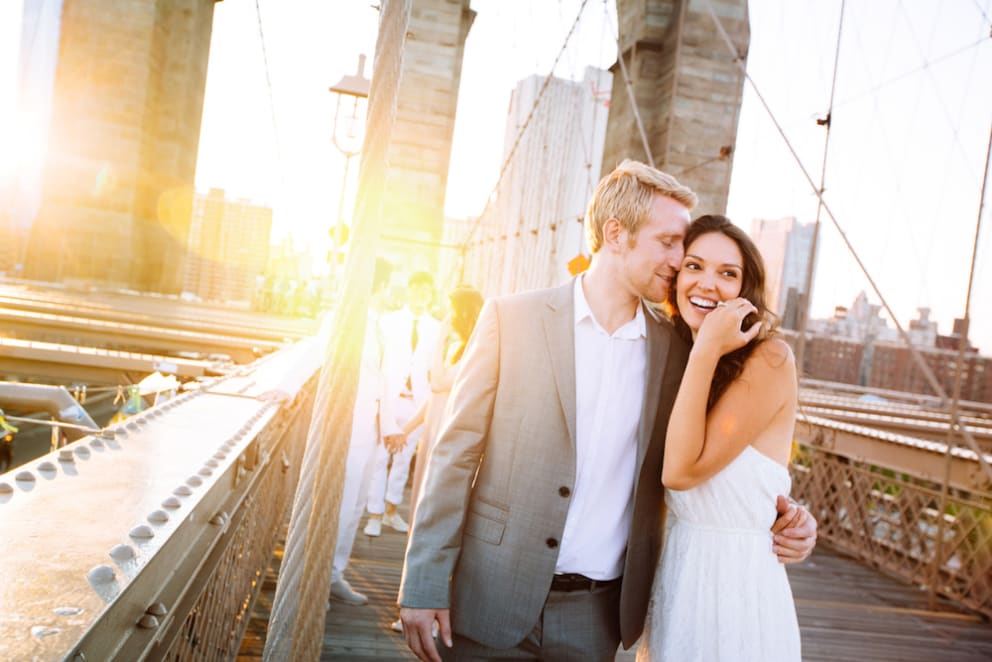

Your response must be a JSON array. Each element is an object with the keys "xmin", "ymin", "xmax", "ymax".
[
  {"xmin": 400, "ymin": 609, "xmax": 446, "ymax": 662},
  {"xmin": 437, "ymin": 610, "xmax": 453, "ymax": 648},
  {"xmin": 770, "ymin": 504, "xmax": 799, "ymax": 533},
  {"xmin": 774, "ymin": 544, "xmax": 807, "ymax": 564}
]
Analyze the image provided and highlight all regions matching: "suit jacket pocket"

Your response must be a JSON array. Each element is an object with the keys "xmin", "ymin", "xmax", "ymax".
[{"xmin": 463, "ymin": 499, "xmax": 507, "ymax": 545}]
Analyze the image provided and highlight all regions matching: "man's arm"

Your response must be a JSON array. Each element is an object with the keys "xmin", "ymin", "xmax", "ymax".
[
  {"xmin": 399, "ymin": 300, "xmax": 501, "ymax": 660},
  {"xmin": 772, "ymin": 495, "xmax": 817, "ymax": 563}
]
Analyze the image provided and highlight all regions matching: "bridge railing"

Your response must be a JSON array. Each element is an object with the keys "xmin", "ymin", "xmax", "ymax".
[
  {"xmin": 0, "ymin": 343, "xmax": 318, "ymax": 662},
  {"xmin": 793, "ymin": 418, "xmax": 992, "ymax": 618}
]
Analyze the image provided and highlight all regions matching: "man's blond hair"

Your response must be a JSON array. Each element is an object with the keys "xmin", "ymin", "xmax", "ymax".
[{"xmin": 584, "ymin": 159, "xmax": 698, "ymax": 254}]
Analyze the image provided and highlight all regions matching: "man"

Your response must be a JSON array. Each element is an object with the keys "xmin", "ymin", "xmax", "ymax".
[
  {"xmin": 364, "ymin": 271, "xmax": 440, "ymax": 536},
  {"xmin": 328, "ymin": 257, "xmax": 406, "ymax": 605},
  {"xmin": 398, "ymin": 161, "xmax": 817, "ymax": 660}
]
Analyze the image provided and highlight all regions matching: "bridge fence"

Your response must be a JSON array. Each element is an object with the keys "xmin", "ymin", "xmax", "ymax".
[{"xmin": 793, "ymin": 421, "xmax": 992, "ymax": 619}]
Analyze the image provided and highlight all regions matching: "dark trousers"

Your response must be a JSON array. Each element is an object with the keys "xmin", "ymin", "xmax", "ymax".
[{"xmin": 440, "ymin": 582, "xmax": 622, "ymax": 662}]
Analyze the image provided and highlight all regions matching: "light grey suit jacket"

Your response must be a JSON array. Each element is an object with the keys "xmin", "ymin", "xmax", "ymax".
[{"xmin": 398, "ymin": 281, "xmax": 689, "ymax": 650}]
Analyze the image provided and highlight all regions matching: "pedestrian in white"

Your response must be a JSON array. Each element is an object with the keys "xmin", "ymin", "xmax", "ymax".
[
  {"xmin": 364, "ymin": 271, "xmax": 440, "ymax": 537},
  {"xmin": 327, "ymin": 258, "xmax": 405, "ymax": 604}
]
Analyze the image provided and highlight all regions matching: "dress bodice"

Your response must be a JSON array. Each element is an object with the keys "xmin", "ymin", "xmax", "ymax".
[{"xmin": 665, "ymin": 445, "xmax": 791, "ymax": 534}]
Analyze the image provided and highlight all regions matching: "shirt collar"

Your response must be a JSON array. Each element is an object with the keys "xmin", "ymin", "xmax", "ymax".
[{"xmin": 573, "ymin": 275, "xmax": 646, "ymax": 339}]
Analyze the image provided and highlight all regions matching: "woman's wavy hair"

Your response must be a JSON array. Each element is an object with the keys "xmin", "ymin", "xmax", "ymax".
[{"xmin": 668, "ymin": 214, "xmax": 779, "ymax": 411}]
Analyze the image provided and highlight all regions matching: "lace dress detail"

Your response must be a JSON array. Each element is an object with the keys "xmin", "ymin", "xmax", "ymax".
[{"xmin": 637, "ymin": 446, "xmax": 801, "ymax": 661}]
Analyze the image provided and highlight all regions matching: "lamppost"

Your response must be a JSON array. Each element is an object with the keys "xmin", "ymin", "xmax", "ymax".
[{"xmin": 328, "ymin": 54, "xmax": 371, "ymax": 298}]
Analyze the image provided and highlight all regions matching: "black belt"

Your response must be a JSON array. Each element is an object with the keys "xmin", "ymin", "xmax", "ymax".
[{"xmin": 550, "ymin": 573, "xmax": 621, "ymax": 592}]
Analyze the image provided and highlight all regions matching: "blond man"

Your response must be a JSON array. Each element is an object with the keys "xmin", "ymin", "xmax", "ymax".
[{"xmin": 398, "ymin": 161, "xmax": 816, "ymax": 661}]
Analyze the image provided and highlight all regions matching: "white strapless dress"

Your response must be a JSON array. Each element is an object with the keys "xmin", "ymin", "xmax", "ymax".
[{"xmin": 637, "ymin": 445, "xmax": 801, "ymax": 661}]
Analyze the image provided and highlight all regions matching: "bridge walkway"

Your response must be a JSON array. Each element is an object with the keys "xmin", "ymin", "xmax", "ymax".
[{"xmin": 238, "ymin": 490, "xmax": 992, "ymax": 662}]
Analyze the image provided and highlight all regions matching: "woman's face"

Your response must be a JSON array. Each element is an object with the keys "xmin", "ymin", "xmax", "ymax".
[{"xmin": 675, "ymin": 232, "xmax": 745, "ymax": 336}]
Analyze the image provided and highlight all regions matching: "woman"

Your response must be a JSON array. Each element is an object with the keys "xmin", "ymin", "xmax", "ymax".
[{"xmin": 639, "ymin": 215, "xmax": 801, "ymax": 661}]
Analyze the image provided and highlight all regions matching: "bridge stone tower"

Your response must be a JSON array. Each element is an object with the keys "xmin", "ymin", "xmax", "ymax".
[
  {"xmin": 603, "ymin": 0, "xmax": 749, "ymax": 216},
  {"xmin": 377, "ymin": 0, "xmax": 475, "ymax": 276},
  {"xmin": 23, "ymin": 0, "xmax": 219, "ymax": 293}
]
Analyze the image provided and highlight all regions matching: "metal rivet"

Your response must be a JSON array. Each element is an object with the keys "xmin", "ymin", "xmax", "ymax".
[
  {"xmin": 38, "ymin": 461, "xmax": 56, "ymax": 472},
  {"xmin": 90, "ymin": 439, "xmax": 104, "ymax": 449},
  {"xmin": 109, "ymin": 544, "xmax": 136, "ymax": 562},
  {"xmin": 212, "ymin": 452, "xmax": 226, "ymax": 460},
  {"xmin": 137, "ymin": 614, "xmax": 159, "ymax": 629},
  {"xmin": 146, "ymin": 602, "xmax": 167, "ymax": 617},
  {"xmin": 74, "ymin": 446, "xmax": 91, "ymax": 459},
  {"xmin": 87, "ymin": 565, "xmax": 115, "ymax": 584},
  {"xmin": 198, "ymin": 467, "xmax": 212, "ymax": 477},
  {"xmin": 58, "ymin": 449, "xmax": 75, "ymax": 463},
  {"xmin": 173, "ymin": 485, "xmax": 192, "ymax": 497},
  {"xmin": 129, "ymin": 525, "xmax": 154, "ymax": 539},
  {"xmin": 101, "ymin": 429, "xmax": 115, "ymax": 440},
  {"xmin": 0, "ymin": 482, "xmax": 13, "ymax": 494},
  {"xmin": 186, "ymin": 476, "xmax": 202, "ymax": 487},
  {"xmin": 126, "ymin": 422, "xmax": 138, "ymax": 431},
  {"xmin": 206, "ymin": 459, "xmax": 219, "ymax": 468},
  {"xmin": 147, "ymin": 510, "xmax": 169, "ymax": 524},
  {"xmin": 161, "ymin": 496, "xmax": 181, "ymax": 509},
  {"xmin": 15, "ymin": 471, "xmax": 35, "ymax": 482}
]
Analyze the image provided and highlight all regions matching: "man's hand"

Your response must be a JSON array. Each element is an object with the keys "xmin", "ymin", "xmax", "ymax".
[
  {"xmin": 400, "ymin": 607, "xmax": 451, "ymax": 662},
  {"xmin": 771, "ymin": 495, "xmax": 817, "ymax": 563},
  {"xmin": 384, "ymin": 433, "xmax": 407, "ymax": 454},
  {"xmin": 256, "ymin": 388, "xmax": 291, "ymax": 403}
]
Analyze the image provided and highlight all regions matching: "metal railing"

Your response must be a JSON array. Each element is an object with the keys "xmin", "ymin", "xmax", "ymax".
[
  {"xmin": 792, "ymin": 419, "xmax": 992, "ymax": 618},
  {"xmin": 0, "ymin": 345, "xmax": 318, "ymax": 661}
]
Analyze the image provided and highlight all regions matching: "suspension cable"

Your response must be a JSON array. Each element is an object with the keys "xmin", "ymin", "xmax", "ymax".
[
  {"xmin": 458, "ymin": 0, "xmax": 592, "ymax": 253},
  {"xmin": 795, "ymin": 0, "xmax": 846, "ymax": 374},
  {"xmin": 701, "ymin": 0, "xmax": 992, "ymax": 483}
]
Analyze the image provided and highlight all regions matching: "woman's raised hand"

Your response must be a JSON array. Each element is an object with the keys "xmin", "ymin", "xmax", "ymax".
[{"xmin": 693, "ymin": 297, "xmax": 762, "ymax": 357}]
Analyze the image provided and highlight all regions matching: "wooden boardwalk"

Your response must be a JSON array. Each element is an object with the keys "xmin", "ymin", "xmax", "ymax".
[{"xmin": 239, "ymin": 502, "xmax": 992, "ymax": 661}]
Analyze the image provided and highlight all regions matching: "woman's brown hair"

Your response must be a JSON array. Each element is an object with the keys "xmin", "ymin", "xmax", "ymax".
[{"xmin": 669, "ymin": 214, "xmax": 779, "ymax": 410}]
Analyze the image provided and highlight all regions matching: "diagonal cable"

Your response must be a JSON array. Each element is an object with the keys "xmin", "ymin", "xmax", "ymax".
[{"xmin": 701, "ymin": 0, "xmax": 992, "ymax": 484}]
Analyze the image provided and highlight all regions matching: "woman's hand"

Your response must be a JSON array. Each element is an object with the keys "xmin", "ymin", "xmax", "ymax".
[{"xmin": 693, "ymin": 297, "xmax": 762, "ymax": 357}]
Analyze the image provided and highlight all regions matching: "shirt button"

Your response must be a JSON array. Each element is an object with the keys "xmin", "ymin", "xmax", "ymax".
[
  {"xmin": 546, "ymin": 537, "xmax": 558, "ymax": 549},
  {"xmin": 558, "ymin": 486, "xmax": 570, "ymax": 498}
]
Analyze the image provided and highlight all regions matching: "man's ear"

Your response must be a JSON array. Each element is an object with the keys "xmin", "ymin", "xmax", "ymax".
[{"xmin": 602, "ymin": 217, "xmax": 626, "ymax": 252}]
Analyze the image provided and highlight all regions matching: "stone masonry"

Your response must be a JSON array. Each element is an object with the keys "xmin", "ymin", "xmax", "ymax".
[
  {"xmin": 602, "ymin": 0, "xmax": 749, "ymax": 216},
  {"xmin": 24, "ymin": 0, "xmax": 218, "ymax": 293},
  {"xmin": 377, "ymin": 0, "xmax": 475, "ymax": 275}
]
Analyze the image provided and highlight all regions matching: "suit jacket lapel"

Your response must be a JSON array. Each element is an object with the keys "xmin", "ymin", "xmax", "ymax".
[
  {"xmin": 636, "ymin": 303, "xmax": 671, "ymax": 470},
  {"xmin": 543, "ymin": 282, "xmax": 577, "ymax": 449}
]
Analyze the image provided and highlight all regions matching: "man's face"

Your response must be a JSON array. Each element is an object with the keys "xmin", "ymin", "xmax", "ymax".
[
  {"xmin": 408, "ymin": 282, "xmax": 434, "ymax": 314},
  {"xmin": 618, "ymin": 194, "xmax": 691, "ymax": 303}
]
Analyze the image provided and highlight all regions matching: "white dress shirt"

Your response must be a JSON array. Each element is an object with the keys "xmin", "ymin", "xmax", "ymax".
[
  {"xmin": 555, "ymin": 276, "xmax": 647, "ymax": 580},
  {"xmin": 380, "ymin": 306, "xmax": 440, "ymax": 409}
]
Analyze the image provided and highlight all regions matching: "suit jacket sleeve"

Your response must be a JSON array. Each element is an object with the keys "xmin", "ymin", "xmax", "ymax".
[{"xmin": 398, "ymin": 299, "xmax": 500, "ymax": 608}]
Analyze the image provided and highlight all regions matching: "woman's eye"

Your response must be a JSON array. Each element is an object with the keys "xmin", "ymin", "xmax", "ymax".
[
  {"xmin": 683, "ymin": 262, "xmax": 700, "ymax": 270},
  {"xmin": 722, "ymin": 270, "xmax": 739, "ymax": 278}
]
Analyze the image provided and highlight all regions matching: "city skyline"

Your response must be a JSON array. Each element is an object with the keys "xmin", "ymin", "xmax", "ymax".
[{"xmin": 1, "ymin": 0, "xmax": 989, "ymax": 349}]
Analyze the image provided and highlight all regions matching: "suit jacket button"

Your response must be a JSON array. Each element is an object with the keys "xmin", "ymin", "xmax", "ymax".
[
  {"xmin": 558, "ymin": 486, "xmax": 570, "ymax": 498},
  {"xmin": 546, "ymin": 537, "xmax": 558, "ymax": 549}
]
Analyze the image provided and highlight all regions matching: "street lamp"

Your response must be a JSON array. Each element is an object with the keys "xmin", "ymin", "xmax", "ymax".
[{"xmin": 328, "ymin": 54, "xmax": 371, "ymax": 297}]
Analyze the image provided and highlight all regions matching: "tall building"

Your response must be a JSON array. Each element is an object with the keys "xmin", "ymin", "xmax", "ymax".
[
  {"xmin": 183, "ymin": 189, "xmax": 272, "ymax": 306},
  {"xmin": 460, "ymin": 66, "xmax": 612, "ymax": 296},
  {"xmin": 751, "ymin": 216, "xmax": 817, "ymax": 326},
  {"xmin": 19, "ymin": 0, "xmax": 218, "ymax": 293}
]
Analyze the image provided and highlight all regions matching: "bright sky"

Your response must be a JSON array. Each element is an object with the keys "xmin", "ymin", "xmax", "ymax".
[{"xmin": 1, "ymin": 0, "xmax": 990, "ymax": 350}]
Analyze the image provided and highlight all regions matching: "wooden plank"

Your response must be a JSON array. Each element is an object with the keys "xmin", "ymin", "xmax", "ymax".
[{"xmin": 239, "ymin": 494, "xmax": 992, "ymax": 661}]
